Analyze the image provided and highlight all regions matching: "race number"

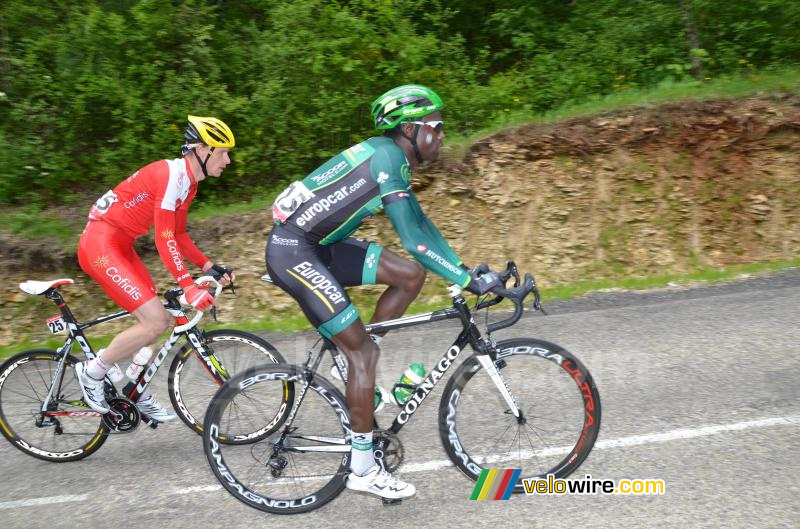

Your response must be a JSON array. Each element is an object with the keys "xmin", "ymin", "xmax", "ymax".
[
  {"xmin": 88, "ymin": 189, "xmax": 118, "ymax": 219},
  {"xmin": 271, "ymin": 181, "xmax": 314, "ymax": 223},
  {"xmin": 46, "ymin": 315, "xmax": 67, "ymax": 334}
]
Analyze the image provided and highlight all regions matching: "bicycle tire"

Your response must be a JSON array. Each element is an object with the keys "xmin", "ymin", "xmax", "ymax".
[
  {"xmin": 203, "ymin": 364, "xmax": 350, "ymax": 515},
  {"xmin": 439, "ymin": 338, "xmax": 601, "ymax": 492},
  {"xmin": 0, "ymin": 349, "xmax": 109, "ymax": 462},
  {"xmin": 168, "ymin": 329, "xmax": 291, "ymax": 442}
]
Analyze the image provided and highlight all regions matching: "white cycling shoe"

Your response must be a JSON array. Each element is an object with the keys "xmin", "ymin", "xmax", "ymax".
[
  {"xmin": 135, "ymin": 394, "xmax": 177, "ymax": 422},
  {"xmin": 74, "ymin": 362, "xmax": 110, "ymax": 414},
  {"xmin": 346, "ymin": 465, "xmax": 416, "ymax": 499}
]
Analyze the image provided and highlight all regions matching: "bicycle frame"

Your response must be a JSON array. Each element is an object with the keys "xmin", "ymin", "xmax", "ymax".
[
  {"xmin": 284, "ymin": 286, "xmax": 523, "ymax": 453},
  {"xmin": 39, "ymin": 287, "xmax": 226, "ymax": 417}
]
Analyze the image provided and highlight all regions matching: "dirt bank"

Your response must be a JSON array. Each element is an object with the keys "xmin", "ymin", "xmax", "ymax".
[{"xmin": 2, "ymin": 93, "xmax": 799, "ymax": 345}]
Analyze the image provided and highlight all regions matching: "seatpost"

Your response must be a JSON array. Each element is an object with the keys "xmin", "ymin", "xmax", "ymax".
[{"xmin": 45, "ymin": 288, "xmax": 79, "ymax": 324}]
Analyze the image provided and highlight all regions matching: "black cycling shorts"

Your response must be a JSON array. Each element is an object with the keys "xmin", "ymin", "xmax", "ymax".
[{"xmin": 265, "ymin": 223, "xmax": 384, "ymax": 339}]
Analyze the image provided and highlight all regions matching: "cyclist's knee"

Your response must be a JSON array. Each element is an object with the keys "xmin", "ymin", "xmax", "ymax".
[
  {"xmin": 140, "ymin": 311, "xmax": 170, "ymax": 342},
  {"xmin": 409, "ymin": 263, "xmax": 426, "ymax": 293},
  {"xmin": 394, "ymin": 261, "xmax": 425, "ymax": 293}
]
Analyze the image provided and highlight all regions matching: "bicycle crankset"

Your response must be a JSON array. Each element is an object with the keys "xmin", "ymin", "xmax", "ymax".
[
  {"xmin": 373, "ymin": 431, "xmax": 404, "ymax": 473},
  {"xmin": 101, "ymin": 397, "xmax": 141, "ymax": 433}
]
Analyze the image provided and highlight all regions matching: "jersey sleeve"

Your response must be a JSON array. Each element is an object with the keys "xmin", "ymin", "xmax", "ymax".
[
  {"xmin": 152, "ymin": 165, "xmax": 194, "ymax": 288},
  {"xmin": 174, "ymin": 206, "xmax": 210, "ymax": 269},
  {"xmin": 419, "ymin": 210, "xmax": 464, "ymax": 269},
  {"xmin": 383, "ymin": 193, "xmax": 470, "ymax": 286},
  {"xmin": 370, "ymin": 146, "xmax": 469, "ymax": 286}
]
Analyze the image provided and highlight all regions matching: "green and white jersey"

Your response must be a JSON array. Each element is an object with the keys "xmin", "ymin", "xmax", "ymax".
[{"xmin": 271, "ymin": 136, "xmax": 470, "ymax": 287}]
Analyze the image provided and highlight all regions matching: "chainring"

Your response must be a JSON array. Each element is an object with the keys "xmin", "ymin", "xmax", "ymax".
[
  {"xmin": 101, "ymin": 397, "xmax": 141, "ymax": 433},
  {"xmin": 374, "ymin": 430, "xmax": 404, "ymax": 473}
]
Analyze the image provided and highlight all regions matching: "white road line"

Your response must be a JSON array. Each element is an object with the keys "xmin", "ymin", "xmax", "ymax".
[
  {"xmin": 2, "ymin": 414, "xmax": 798, "ymax": 509},
  {"xmin": 398, "ymin": 414, "xmax": 800, "ymax": 473},
  {"xmin": 0, "ymin": 494, "xmax": 88, "ymax": 511},
  {"xmin": 176, "ymin": 485, "xmax": 222, "ymax": 495}
]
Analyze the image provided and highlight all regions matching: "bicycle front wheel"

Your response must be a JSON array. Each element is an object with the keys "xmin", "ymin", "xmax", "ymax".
[
  {"xmin": 203, "ymin": 364, "xmax": 350, "ymax": 515},
  {"xmin": 439, "ymin": 338, "xmax": 601, "ymax": 492},
  {"xmin": 169, "ymin": 329, "xmax": 288, "ymax": 440},
  {"xmin": 0, "ymin": 350, "xmax": 108, "ymax": 462}
]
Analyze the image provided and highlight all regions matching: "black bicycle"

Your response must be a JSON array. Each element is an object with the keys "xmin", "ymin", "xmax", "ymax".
[
  {"xmin": 202, "ymin": 262, "xmax": 601, "ymax": 514},
  {"xmin": 0, "ymin": 275, "xmax": 285, "ymax": 462}
]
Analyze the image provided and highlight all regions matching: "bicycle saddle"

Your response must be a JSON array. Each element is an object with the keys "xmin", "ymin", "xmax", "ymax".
[{"xmin": 19, "ymin": 278, "xmax": 74, "ymax": 295}]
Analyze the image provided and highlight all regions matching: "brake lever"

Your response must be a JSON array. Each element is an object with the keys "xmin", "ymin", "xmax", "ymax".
[
  {"xmin": 504, "ymin": 260, "xmax": 520, "ymax": 287},
  {"xmin": 210, "ymin": 305, "xmax": 218, "ymax": 321},
  {"xmin": 531, "ymin": 285, "xmax": 547, "ymax": 315}
]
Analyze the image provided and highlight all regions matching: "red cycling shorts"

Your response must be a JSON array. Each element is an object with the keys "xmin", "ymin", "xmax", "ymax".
[{"xmin": 77, "ymin": 220, "xmax": 158, "ymax": 313}]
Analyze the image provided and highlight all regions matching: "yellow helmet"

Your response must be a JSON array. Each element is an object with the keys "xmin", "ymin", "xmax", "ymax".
[{"xmin": 184, "ymin": 115, "xmax": 235, "ymax": 149}]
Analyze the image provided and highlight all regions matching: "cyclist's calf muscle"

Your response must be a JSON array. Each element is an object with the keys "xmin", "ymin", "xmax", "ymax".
[{"xmin": 331, "ymin": 321, "xmax": 380, "ymax": 433}]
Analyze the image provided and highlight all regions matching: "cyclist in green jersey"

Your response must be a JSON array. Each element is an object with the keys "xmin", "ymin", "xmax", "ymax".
[{"xmin": 266, "ymin": 85, "xmax": 501, "ymax": 499}]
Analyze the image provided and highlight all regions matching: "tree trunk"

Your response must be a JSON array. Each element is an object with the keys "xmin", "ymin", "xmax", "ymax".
[{"xmin": 681, "ymin": 0, "xmax": 705, "ymax": 80}]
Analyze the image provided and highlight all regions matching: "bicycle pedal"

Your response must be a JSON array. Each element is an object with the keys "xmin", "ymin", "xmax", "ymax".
[
  {"xmin": 139, "ymin": 415, "xmax": 161, "ymax": 429},
  {"xmin": 382, "ymin": 498, "xmax": 403, "ymax": 506}
]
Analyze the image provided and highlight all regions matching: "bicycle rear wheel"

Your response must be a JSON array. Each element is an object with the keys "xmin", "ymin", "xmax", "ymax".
[
  {"xmin": 439, "ymin": 338, "xmax": 601, "ymax": 492},
  {"xmin": 203, "ymin": 364, "xmax": 350, "ymax": 515},
  {"xmin": 0, "ymin": 350, "xmax": 108, "ymax": 462},
  {"xmin": 169, "ymin": 329, "xmax": 290, "ymax": 442}
]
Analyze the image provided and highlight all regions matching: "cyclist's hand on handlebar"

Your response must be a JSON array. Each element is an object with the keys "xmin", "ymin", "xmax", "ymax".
[
  {"xmin": 207, "ymin": 263, "xmax": 235, "ymax": 287},
  {"xmin": 465, "ymin": 269, "xmax": 503, "ymax": 295},
  {"xmin": 183, "ymin": 284, "xmax": 215, "ymax": 311}
]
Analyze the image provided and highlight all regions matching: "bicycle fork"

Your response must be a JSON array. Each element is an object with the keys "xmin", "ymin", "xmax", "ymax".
[{"xmin": 475, "ymin": 347, "xmax": 522, "ymax": 420}]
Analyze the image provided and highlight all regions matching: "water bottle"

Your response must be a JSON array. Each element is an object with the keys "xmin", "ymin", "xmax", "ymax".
[
  {"xmin": 126, "ymin": 347, "xmax": 154, "ymax": 380},
  {"xmin": 393, "ymin": 363, "xmax": 426, "ymax": 405}
]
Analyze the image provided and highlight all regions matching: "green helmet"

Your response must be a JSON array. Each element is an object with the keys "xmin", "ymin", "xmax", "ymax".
[{"xmin": 370, "ymin": 84, "xmax": 444, "ymax": 130}]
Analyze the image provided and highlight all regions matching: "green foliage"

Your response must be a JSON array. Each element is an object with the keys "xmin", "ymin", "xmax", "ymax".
[
  {"xmin": 0, "ymin": 205, "xmax": 78, "ymax": 238},
  {"xmin": 0, "ymin": 0, "xmax": 798, "ymax": 207}
]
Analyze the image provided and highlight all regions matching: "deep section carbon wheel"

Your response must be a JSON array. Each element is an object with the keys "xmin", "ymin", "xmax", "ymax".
[
  {"xmin": 168, "ymin": 329, "xmax": 289, "ymax": 442},
  {"xmin": 204, "ymin": 364, "xmax": 351, "ymax": 514},
  {"xmin": 439, "ymin": 338, "xmax": 601, "ymax": 491},
  {"xmin": 0, "ymin": 350, "xmax": 108, "ymax": 462}
]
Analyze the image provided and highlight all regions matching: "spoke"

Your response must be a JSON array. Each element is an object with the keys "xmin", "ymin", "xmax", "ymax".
[
  {"xmin": 224, "ymin": 397, "xmax": 235, "ymax": 434},
  {"xmin": 35, "ymin": 361, "xmax": 52, "ymax": 393},
  {"xmin": 232, "ymin": 389, "xmax": 277, "ymax": 410},
  {"xmin": 521, "ymin": 424, "xmax": 544, "ymax": 473},
  {"xmin": 2, "ymin": 387, "xmax": 43, "ymax": 403},
  {"xmin": 288, "ymin": 450, "xmax": 303, "ymax": 499},
  {"xmin": 249, "ymin": 439, "xmax": 273, "ymax": 464},
  {"xmin": 493, "ymin": 416, "xmax": 516, "ymax": 447},
  {"xmin": 18, "ymin": 368, "xmax": 45, "ymax": 403}
]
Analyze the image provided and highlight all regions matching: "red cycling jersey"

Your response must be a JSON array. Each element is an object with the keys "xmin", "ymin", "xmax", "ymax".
[{"xmin": 79, "ymin": 158, "xmax": 208, "ymax": 310}]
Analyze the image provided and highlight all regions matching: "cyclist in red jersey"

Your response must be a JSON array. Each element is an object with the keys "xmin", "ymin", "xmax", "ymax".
[{"xmin": 75, "ymin": 116, "xmax": 236, "ymax": 420}]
